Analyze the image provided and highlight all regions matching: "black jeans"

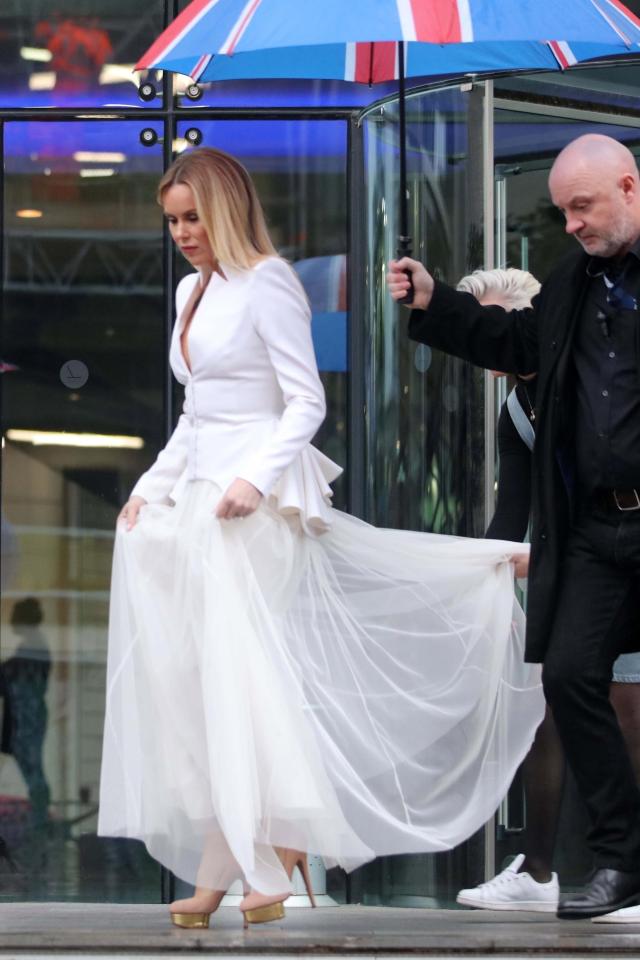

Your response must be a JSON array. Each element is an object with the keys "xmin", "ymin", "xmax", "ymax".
[{"xmin": 541, "ymin": 500, "xmax": 640, "ymax": 873}]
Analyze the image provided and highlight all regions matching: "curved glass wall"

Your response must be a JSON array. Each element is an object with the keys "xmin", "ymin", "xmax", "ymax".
[
  {"xmin": 351, "ymin": 83, "xmax": 489, "ymax": 907},
  {"xmin": 362, "ymin": 84, "xmax": 487, "ymax": 537}
]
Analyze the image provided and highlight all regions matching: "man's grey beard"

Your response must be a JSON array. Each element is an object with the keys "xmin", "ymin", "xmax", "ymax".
[{"xmin": 583, "ymin": 208, "xmax": 638, "ymax": 258}]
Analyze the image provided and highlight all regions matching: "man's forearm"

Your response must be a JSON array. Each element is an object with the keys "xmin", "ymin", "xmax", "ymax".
[{"xmin": 407, "ymin": 281, "xmax": 538, "ymax": 375}]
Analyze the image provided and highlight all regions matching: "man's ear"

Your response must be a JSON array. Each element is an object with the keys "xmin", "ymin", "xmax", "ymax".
[{"xmin": 620, "ymin": 172, "xmax": 637, "ymax": 201}]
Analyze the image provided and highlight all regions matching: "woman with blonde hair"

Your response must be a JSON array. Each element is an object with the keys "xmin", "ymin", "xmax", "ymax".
[{"xmin": 98, "ymin": 147, "xmax": 543, "ymax": 929}]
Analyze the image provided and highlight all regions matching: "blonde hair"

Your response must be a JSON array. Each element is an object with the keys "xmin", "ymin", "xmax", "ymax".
[
  {"xmin": 456, "ymin": 268, "xmax": 540, "ymax": 309},
  {"xmin": 158, "ymin": 147, "xmax": 277, "ymax": 270}
]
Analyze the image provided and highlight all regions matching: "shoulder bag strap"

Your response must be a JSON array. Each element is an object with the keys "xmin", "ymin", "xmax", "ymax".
[{"xmin": 506, "ymin": 385, "xmax": 536, "ymax": 451}]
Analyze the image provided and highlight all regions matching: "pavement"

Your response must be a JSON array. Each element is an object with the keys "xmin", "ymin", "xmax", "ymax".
[{"xmin": 1, "ymin": 903, "xmax": 640, "ymax": 959}]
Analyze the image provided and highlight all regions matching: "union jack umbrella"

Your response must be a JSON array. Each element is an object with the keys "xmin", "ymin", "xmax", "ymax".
[{"xmin": 137, "ymin": 0, "xmax": 640, "ymax": 299}]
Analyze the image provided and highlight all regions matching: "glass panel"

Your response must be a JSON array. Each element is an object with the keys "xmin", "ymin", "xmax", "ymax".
[
  {"xmin": 363, "ymin": 84, "xmax": 487, "ymax": 536},
  {"xmin": 171, "ymin": 121, "xmax": 350, "ymax": 507},
  {"xmin": 0, "ymin": 1, "xmax": 164, "ymax": 107},
  {"xmin": 1, "ymin": 120, "xmax": 166, "ymax": 901},
  {"xmin": 356, "ymin": 84, "xmax": 488, "ymax": 905}
]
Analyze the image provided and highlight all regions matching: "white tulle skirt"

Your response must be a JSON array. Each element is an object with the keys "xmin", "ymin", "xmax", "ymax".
[{"xmin": 98, "ymin": 480, "xmax": 543, "ymax": 895}]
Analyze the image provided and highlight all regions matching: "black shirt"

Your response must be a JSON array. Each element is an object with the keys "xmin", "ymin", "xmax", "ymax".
[{"xmin": 573, "ymin": 240, "xmax": 640, "ymax": 492}]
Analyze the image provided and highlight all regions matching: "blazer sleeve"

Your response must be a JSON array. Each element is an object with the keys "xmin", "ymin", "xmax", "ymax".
[
  {"xmin": 237, "ymin": 258, "xmax": 326, "ymax": 497},
  {"xmin": 408, "ymin": 280, "xmax": 539, "ymax": 375},
  {"xmin": 129, "ymin": 414, "xmax": 190, "ymax": 504}
]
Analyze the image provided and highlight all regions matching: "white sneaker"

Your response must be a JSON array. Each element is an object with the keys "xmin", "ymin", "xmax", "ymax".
[
  {"xmin": 456, "ymin": 854, "xmax": 559, "ymax": 912},
  {"xmin": 592, "ymin": 904, "xmax": 640, "ymax": 923}
]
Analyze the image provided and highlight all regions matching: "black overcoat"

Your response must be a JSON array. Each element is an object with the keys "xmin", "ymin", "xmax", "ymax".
[{"xmin": 408, "ymin": 249, "xmax": 640, "ymax": 664}]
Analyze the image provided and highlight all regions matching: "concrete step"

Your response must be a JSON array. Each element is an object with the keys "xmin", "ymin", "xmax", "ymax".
[{"xmin": 0, "ymin": 902, "xmax": 639, "ymax": 957}]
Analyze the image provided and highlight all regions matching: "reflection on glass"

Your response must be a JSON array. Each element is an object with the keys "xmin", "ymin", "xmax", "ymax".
[
  {"xmin": 174, "ymin": 122, "xmax": 350, "ymax": 507},
  {"xmin": 363, "ymin": 84, "xmax": 486, "ymax": 538},
  {"xmin": 1, "ymin": 599, "xmax": 51, "ymax": 843},
  {"xmin": 0, "ymin": 2, "xmax": 164, "ymax": 107},
  {"xmin": 0, "ymin": 120, "xmax": 165, "ymax": 901}
]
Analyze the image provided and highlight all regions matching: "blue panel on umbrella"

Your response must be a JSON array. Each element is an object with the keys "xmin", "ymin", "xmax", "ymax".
[
  {"xmin": 469, "ymin": 0, "xmax": 638, "ymax": 42},
  {"xmin": 407, "ymin": 40, "xmax": 558, "ymax": 75},
  {"xmin": 195, "ymin": 46, "xmax": 350, "ymax": 81},
  {"xmin": 233, "ymin": 0, "xmax": 403, "ymax": 50}
]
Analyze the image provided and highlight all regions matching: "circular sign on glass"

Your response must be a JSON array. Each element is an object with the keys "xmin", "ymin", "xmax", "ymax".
[{"xmin": 60, "ymin": 360, "xmax": 89, "ymax": 389}]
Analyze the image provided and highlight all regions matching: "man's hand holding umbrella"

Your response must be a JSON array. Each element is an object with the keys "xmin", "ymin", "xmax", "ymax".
[{"xmin": 388, "ymin": 257, "xmax": 434, "ymax": 311}]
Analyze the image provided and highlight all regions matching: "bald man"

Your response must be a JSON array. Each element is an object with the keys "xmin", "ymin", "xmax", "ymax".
[{"xmin": 388, "ymin": 134, "xmax": 640, "ymax": 919}]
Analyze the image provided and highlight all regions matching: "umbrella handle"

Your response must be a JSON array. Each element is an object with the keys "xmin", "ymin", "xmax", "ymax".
[
  {"xmin": 397, "ymin": 43, "xmax": 413, "ymax": 306},
  {"xmin": 397, "ymin": 234, "xmax": 414, "ymax": 306}
]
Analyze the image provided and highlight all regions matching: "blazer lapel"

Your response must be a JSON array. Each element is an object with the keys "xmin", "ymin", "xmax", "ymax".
[{"xmin": 175, "ymin": 274, "xmax": 212, "ymax": 375}]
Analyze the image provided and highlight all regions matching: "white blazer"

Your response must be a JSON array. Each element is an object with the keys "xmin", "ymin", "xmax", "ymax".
[{"xmin": 131, "ymin": 256, "xmax": 341, "ymax": 534}]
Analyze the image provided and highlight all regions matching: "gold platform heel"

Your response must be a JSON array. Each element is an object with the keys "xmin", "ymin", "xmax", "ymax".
[
  {"xmin": 170, "ymin": 912, "xmax": 211, "ymax": 929},
  {"xmin": 243, "ymin": 899, "xmax": 286, "ymax": 924},
  {"xmin": 170, "ymin": 887, "xmax": 226, "ymax": 929},
  {"xmin": 240, "ymin": 848, "xmax": 317, "ymax": 925}
]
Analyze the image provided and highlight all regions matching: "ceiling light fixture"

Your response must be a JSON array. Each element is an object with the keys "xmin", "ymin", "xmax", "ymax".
[
  {"xmin": 79, "ymin": 168, "xmax": 116, "ymax": 178},
  {"xmin": 72, "ymin": 151, "xmax": 126, "ymax": 163},
  {"xmin": 20, "ymin": 46, "xmax": 53, "ymax": 62},
  {"xmin": 6, "ymin": 429, "xmax": 144, "ymax": 449}
]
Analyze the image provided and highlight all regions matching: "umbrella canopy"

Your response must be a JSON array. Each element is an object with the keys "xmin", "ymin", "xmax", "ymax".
[
  {"xmin": 148, "ymin": 39, "xmax": 640, "ymax": 85},
  {"xmin": 136, "ymin": 0, "xmax": 640, "ymax": 65}
]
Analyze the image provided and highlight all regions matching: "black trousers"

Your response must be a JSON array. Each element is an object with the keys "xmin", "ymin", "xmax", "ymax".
[{"xmin": 542, "ymin": 500, "xmax": 640, "ymax": 873}]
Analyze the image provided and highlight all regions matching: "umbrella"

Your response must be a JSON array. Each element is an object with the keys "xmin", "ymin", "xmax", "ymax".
[
  {"xmin": 142, "ymin": 38, "xmax": 636, "ymax": 84},
  {"xmin": 137, "ymin": 0, "xmax": 640, "ymax": 300}
]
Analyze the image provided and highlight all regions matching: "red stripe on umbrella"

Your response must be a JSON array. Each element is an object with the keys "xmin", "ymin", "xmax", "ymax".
[
  {"xmin": 600, "ymin": 0, "xmax": 640, "ymax": 28},
  {"xmin": 374, "ymin": 41, "xmax": 399, "ymax": 80},
  {"xmin": 409, "ymin": 0, "xmax": 464, "ymax": 43},
  {"xmin": 354, "ymin": 43, "xmax": 374, "ymax": 83},
  {"xmin": 547, "ymin": 40, "xmax": 576, "ymax": 68},
  {"xmin": 590, "ymin": 0, "xmax": 633, "ymax": 42},
  {"xmin": 354, "ymin": 42, "xmax": 398, "ymax": 83},
  {"xmin": 137, "ymin": 0, "xmax": 221, "ymax": 68}
]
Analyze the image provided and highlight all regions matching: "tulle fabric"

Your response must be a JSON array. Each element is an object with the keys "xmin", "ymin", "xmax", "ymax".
[{"xmin": 98, "ymin": 480, "xmax": 543, "ymax": 894}]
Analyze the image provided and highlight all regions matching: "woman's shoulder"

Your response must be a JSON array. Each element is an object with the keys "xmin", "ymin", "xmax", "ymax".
[
  {"xmin": 250, "ymin": 255, "xmax": 305, "ymax": 294},
  {"xmin": 251, "ymin": 255, "xmax": 291, "ymax": 277}
]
